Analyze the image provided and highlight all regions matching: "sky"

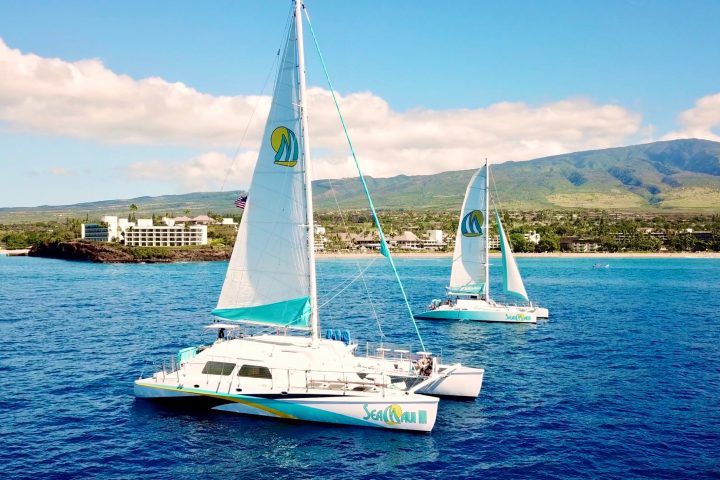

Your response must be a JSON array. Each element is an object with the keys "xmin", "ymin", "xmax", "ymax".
[{"xmin": 0, "ymin": 0, "xmax": 719, "ymax": 207}]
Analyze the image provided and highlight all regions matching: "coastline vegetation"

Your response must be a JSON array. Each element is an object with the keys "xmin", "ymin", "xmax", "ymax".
[
  {"xmin": 2, "ymin": 209, "xmax": 719, "ymax": 254},
  {"xmin": 319, "ymin": 209, "xmax": 720, "ymax": 253}
]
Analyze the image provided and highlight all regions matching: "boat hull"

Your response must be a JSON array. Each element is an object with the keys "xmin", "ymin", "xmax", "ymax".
[
  {"xmin": 134, "ymin": 380, "xmax": 438, "ymax": 432},
  {"xmin": 415, "ymin": 305, "xmax": 537, "ymax": 323},
  {"xmin": 415, "ymin": 365, "xmax": 484, "ymax": 398}
]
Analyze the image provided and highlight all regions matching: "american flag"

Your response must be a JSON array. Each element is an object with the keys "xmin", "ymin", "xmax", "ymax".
[{"xmin": 234, "ymin": 193, "xmax": 248, "ymax": 209}]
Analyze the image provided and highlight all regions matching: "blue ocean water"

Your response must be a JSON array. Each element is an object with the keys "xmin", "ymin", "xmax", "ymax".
[{"xmin": 1, "ymin": 255, "xmax": 719, "ymax": 479}]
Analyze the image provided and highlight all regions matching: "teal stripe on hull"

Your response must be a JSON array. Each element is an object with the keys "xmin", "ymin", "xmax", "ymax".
[
  {"xmin": 238, "ymin": 397, "xmax": 374, "ymax": 428},
  {"xmin": 135, "ymin": 382, "xmax": 381, "ymax": 428},
  {"xmin": 212, "ymin": 296, "xmax": 311, "ymax": 327},
  {"xmin": 414, "ymin": 309, "xmax": 536, "ymax": 323}
]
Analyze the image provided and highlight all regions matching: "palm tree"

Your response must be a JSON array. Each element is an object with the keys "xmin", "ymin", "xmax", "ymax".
[{"xmin": 129, "ymin": 203, "xmax": 138, "ymax": 222}]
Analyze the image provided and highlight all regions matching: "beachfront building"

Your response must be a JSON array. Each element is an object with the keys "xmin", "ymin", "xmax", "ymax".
[
  {"xmin": 81, "ymin": 216, "xmax": 133, "ymax": 242},
  {"xmin": 81, "ymin": 216, "xmax": 207, "ymax": 246},
  {"xmin": 560, "ymin": 237, "xmax": 601, "ymax": 253},
  {"xmin": 350, "ymin": 232, "xmax": 382, "ymax": 251},
  {"xmin": 524, "ymin": 231, "xmax": 541, "ymax": 245},
  {"xmin": 124, "ymin": 222, "xmax": 207, "ymax": 247},
  {"xmin": 81, "ymin": 223, "xmax": 110, "ymax": 242},
  {"xmin": 192, "ymin": 215, "xmax": 217, "ymax": 225},
  {"xmin": 314, "ymin": 225, "xmax": 327, "ymax": 252},
  {"xmin": 389, "ymin": 231, "xmax": 423, "ymax": 250},
  {"xmin": 423, "ymin": 230, "xmax": 447, "ymax": 250}
]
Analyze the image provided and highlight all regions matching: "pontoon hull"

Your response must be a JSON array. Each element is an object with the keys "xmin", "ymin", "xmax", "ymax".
[
  {"xmin": 134, "ymin": 380, "xmax": 438, "ymax": 432},
  {"xmin": 415, "ymin": 365, "xmax": 484, "ymax": 398},
  {"xmin": 415, "ymin": 306, "xmax": 537, "ymax": 323}
]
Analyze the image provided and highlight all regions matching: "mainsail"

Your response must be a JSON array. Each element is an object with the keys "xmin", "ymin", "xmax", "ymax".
[
  {"xmin": 449, "ymin": 166, "xmax": 488, "ymax": 295},
  {"xmin": 213, "ymin": 16, "xmax": 312, "ymax": 328},
  {"xmin": 495, "ymin": 211, "xmax": 529, "ymax": 301}
]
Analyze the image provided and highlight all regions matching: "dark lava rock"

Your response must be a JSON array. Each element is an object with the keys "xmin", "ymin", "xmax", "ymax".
[{"xmin": 29, "ymin": 240, "xmax": 231, "ymax": 263}]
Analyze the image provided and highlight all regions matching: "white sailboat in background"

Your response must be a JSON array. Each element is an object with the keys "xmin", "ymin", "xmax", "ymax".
[
  {"xmin": 415, "ymin": 160, "xmax": 549, "ymax": 323},
  {"xmin": 135, "ymin": 1, "xmax": 482, "ymax": 432}
]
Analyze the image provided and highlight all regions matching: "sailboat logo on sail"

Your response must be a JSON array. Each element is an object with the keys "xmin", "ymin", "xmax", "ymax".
[
  {"xmin": 461, "ymin": 210, "xmax": 484, "ymax": 237},
  {"xmin": 271, "ymin": 126, "xmax": 299, "ymax": 167}
]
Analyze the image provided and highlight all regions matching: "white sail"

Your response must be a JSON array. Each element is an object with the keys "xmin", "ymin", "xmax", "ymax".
[
  {"xmin": 449, "ymin": 166, "xmax": 488, "ymax": 295},
  {"xmin": 495, "ymin": 211, "xmax": 529, "ymax": 302},
  {"xmin": 213, "ymin": 16, "xmax": 312, "ymax": 328}
]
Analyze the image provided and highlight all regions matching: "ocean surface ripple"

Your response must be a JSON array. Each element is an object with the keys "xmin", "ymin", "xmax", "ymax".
[{"xmin": 1, "ymin": 256, "xmax": 719, "ymax": 479}]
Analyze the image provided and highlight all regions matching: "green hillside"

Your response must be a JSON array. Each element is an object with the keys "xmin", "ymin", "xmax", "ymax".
[
  {"xmin": 1, "ymin": 139, "xmax": 719, "ymax": 222},
  {"xmin": 314, "ymin": 139, "xmax": 720, "ymax": 211}
]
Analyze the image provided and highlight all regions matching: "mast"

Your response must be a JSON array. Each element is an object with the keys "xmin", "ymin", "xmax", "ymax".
[
  {"xmin": 295, "ymin": 0, "xmax": 319, "ymax": 343},
  {"xmin": 484, "ymin": 158, "xmax": 490, "ymax": 301}
]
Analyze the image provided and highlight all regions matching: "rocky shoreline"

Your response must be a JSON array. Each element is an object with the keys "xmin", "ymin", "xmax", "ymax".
[
  {"xmin": 29, "ymin": 240, "xmax": 231, "ymax": 263},
  {"xmin": 25, "ymin": 241, "xmax": 720, "ymax": 263}
]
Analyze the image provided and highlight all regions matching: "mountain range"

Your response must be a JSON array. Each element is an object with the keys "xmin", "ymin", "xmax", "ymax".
[
  {"xmin": 1, "ymin": 139, "xmax": 718, "ymax": 222},
  {"xmin": 313, "ymin": 138, "xmax": 720, "ymax": 211}
]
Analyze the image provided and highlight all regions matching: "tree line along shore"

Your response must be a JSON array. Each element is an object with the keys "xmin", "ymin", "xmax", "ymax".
[{"xmin": 1, "ymin": 209, "xmax": 719, "ymax": 263}]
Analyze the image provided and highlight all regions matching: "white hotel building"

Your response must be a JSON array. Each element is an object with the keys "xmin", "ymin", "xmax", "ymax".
[
  {"xmin": 82, "ymin": 216, "xmax": 208, "ymax": 247},
  {"xmin": 123, "ymin": 219, "xmax": 207, "ymax": 247}
]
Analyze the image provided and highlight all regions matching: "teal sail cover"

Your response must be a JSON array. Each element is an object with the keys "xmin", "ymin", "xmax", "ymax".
[
  {"xmin": 448, "ymin": 284, "xmax": 486, "ymax": 295},
  {"xmin": 212, "ymin": 296, "xmax": 311, "ymax": 328}
]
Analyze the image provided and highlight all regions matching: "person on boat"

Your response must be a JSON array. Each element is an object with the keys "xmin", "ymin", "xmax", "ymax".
[
  {"xmin": 416, "ymin": 356, "xmax": 433, "ymax": 376},
  {"xmin": 218, "ymin": 328, "xmax": 225, "ymax": 340}
]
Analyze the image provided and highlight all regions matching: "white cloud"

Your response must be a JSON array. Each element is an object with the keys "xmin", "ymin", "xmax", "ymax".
[
  {"xmin": 306, "ymin": 91, "xmax": 644, "ymax": 178},
  {"xmin": 127, "ymin": 151, "xmax": 257, "ymax": 191},
  {"xmin": 49, "ymin": 167, "xmax": 69, "ymax": 176},
  {"xmin": 0, "ymin": 38, "xmax": 267, "ymax": 146},
  {"xmin": 662, "ymin": 92, "xmax": 720, "ymax": 142},
  {"xmin": 1, "ymin": 37, "xmax": 649, "ymax": 188}
]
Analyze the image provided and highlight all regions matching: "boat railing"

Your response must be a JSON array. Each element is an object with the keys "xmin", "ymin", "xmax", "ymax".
[
  {"xmin": 356, "ymin": 341, "xmax": 443, "ymax": 365},
  {"xmin": 144, "ymin": 351, "xmax": 429, "ymax": 396}
]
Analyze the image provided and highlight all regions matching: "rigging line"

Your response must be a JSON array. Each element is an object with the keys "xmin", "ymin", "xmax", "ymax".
[
  {"xmin": 315, "ymin": 259, "xmax": 368, "ymax": 298},
  {"xmin": 218, "ymin": 4, "xmax": 292, "ymax": 193},
  {"xmin": 489, "ymin": 161, "xmax": 503, "ymax": 214},
  {"xmin": 324, "ymin": 177, "xmax": 385, "ymax": 339},
  {"xmin": 488, "ymin": 163, "xmax": 507, "ymax": 236},
  {"xmin": 304, "ymin": 8, "xmax": 425, "ymax": 352},
  {"xmin": 318, "ymin": 257, "xmax": 377, "ymax": 309}
]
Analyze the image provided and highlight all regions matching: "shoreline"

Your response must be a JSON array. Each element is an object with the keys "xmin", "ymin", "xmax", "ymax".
[
  {"xmin": 317, "ymin": 251, "xmax": 720, "ymax": 259},
  {"xmin": 0, "ymin": 248, "xmax": 30, "ymax": 256},
  {"xmin": 10, "ymin": 244, "xmax": 719, "ymax": 261}
]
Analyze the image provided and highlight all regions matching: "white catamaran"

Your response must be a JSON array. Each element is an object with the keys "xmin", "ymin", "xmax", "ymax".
[
  {"xmin": 415, "ymin": 161, "xmax": 549, "ymax": 323},
  {"xmin": 135, "ymin": 1, "xmax": 483, "ymax": 432}
]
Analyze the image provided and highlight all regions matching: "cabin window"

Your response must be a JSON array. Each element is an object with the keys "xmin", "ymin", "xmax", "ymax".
[
  {"xmin": 201, "ymin": 361, "xmax": 236, "ymax": 376},
  {"xmin": 238, "ymin": 364, "xmax": 272, "ymax": 379}
]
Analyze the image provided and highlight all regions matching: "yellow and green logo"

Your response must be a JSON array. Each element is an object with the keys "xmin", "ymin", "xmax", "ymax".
[
  {"xmin": 271, "ymin": 126, "xmax": 299, "ymax": 167},
  {"xmin": 461, "ymin": 210, "xmax": 484, "ymax": 237},
  {"xmin": 362, "ymin": 403, "xmax": 428, "ymax": 425}
]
